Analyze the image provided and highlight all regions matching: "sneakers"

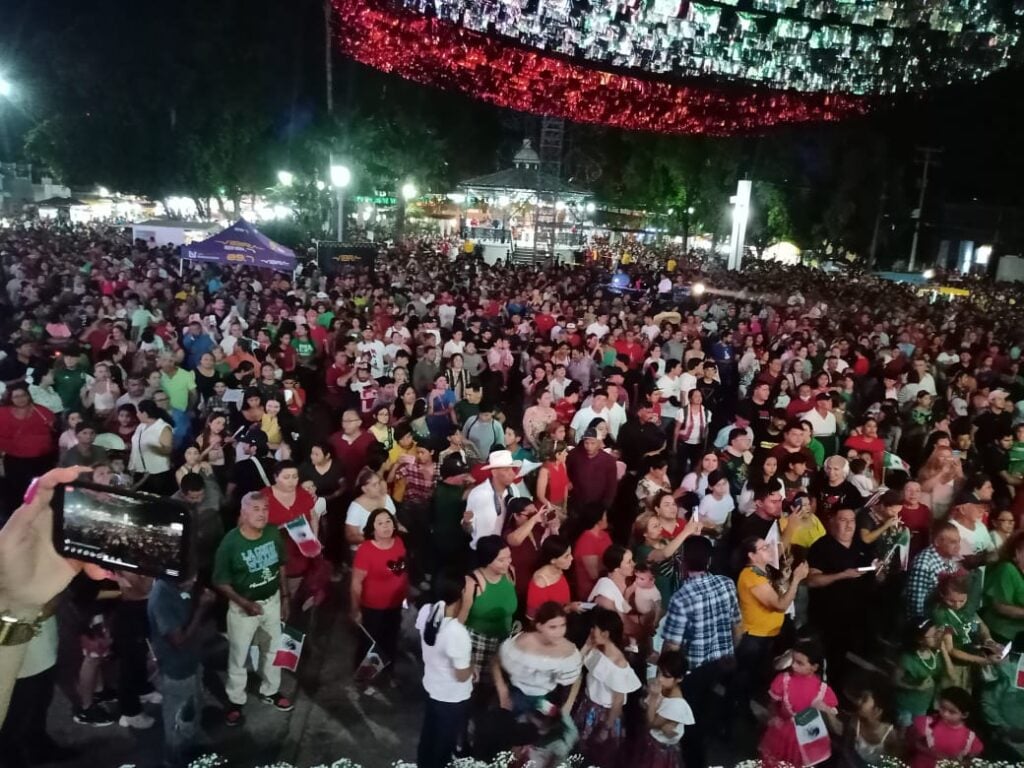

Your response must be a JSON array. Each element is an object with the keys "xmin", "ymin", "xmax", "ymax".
[
  {"xmin": 118, "ymin": 713, "xmax": 155, "ymax": 729},
  {"xmin": 139, "ymin": 690, "xmax": 164, "ymax": 705},
  {"xmin": 73, "ymin": 706, "xmax": 114, "ymax": 727},
  {"xmin": 258, "ymin": 692, "xmax": 295, "ymax": 711},
  {"xmin": 224, "ymin": 707, "xmax": 244, "ymax": 727},
  {"xmin": 93, "ymin": 689, "xmax": 117, "ymax": 704}
]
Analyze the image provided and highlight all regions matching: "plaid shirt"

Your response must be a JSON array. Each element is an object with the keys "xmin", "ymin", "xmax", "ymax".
[
  {"xmin": 906, "ymin": 546, "xmax": 960, "ymax": 619},
  {"xmin": 662, "ymin": 572, "xmax": 740, "ymax": 668},
  {"xmin": 396, "ymin": 459, "xmax": 436, "ymax": 503}
]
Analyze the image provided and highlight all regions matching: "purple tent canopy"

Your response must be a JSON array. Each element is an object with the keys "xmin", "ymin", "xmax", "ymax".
[{"xmin": 180, "ymin": 218, "xmax": 296, "ymax": 272}]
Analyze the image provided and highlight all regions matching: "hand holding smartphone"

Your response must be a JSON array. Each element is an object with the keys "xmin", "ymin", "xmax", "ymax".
[{"xmin": 53, "ymin": 481, "xmax": 191, "ymax": 578}]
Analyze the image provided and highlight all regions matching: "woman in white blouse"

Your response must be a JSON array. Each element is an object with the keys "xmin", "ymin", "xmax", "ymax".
[
  {"xmin": 589, "ymin": 546, "xmax": 650, "ymax": 644},
  {"xmin": 697, "ymin": 469, "xmax": 736, "ymax": 539},
  {"xmin": 127, "ymin": 399, "xmax": 174, "ymax": 495},
  {"xmin": 492, "ymin": 602, "xmax": 582, "ymax": 715},
  {"xmin": 571, "ymin": 608, "xmax": 641, "ymax": 767}
]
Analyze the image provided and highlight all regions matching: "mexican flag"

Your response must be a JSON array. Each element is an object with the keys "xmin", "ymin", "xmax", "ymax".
[
  {"xmin": 273, "ymin": 623, "xmax": 305, "ymax": 671},
  {"xmin": 764, "ymin": 521, "xmax": 781, "ymax": 570},
  {"xmin": 882, "ymin": 452, "xmax": 910, "ymax": 473},
  {"xmin": 283, "ymin": 515, "xmax": 322, "ymax": 558},
  {"xmin": 794, "ymin": 706, "xmax": 831, "ymax": 766}
]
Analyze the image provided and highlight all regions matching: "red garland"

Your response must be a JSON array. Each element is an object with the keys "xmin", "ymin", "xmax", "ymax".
[{"xmin": 332, "ymin": 0, "xmax": 871, "ymax": 135}]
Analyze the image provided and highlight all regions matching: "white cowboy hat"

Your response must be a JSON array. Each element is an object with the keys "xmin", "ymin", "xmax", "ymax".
[{"xmin": 482, "ymin": 450, "xmax": 522, "ymax": 471}]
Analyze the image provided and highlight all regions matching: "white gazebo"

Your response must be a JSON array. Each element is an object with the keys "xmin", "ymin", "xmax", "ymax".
[{"xmin": 455, "ymin": 140, "xmax": 591, "ymax": 251}]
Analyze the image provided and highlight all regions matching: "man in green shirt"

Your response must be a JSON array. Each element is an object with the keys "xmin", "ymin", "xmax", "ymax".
[
  {"xmin": 52, "ymin": 348, "xmax": 91, "ymax": 411},
  {"xmin": 213, "ymin": 491, "xmax": 292, "ymax": 726},
  {"xmin": 982, "ymin": 545, "xmax": 1024, "ymax": 643},
  {"xmin": 159, "ymin": 354, "xmax": 197, "ymax": 412},
  {"xmin": 453, "ymin": 382, "xmax": 483, "ymax": 426}
]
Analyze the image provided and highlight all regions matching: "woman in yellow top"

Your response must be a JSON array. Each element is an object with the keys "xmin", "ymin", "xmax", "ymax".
[
  {"xmin": 734, "ymin": 536, "xmax": 809, "ymax": 712},
  {"xmin": 259, "ymin": 397, "xmax": 284, "ymax": 450},
  {"xmin": 778, "ymin": 492, "xmax": 827, "ymax": 551}
]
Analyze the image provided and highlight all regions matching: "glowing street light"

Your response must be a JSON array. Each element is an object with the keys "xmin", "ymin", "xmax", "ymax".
[
  {"xmin": 0, "ymin": 76, "xmax": 12, "ymax": 98},
  {"xmin": 277, "ymin": 170, "xmax": 295, "ymax": 187},
  {"xmin": 401, "ymin": 182, "xmax": 418, "ymax": 202},
  {"xmin": 315, "ymin": 180, "xmax": 326, "ymax": 191},
  {"xmin": 330, "ymin": 164, "xmax": 351, "ymax": 188},
  {"xmin": 97, "ymin": 186, "xmax": 110, "ymax": 198},
  {"xmin": 585, "ymin": 201, "xmax": 596, "ymax": 214}
]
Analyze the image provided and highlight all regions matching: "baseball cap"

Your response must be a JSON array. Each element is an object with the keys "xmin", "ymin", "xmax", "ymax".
[{"xmin": 440, "ymin": 452, "xmax": 469, "ymax": 479}]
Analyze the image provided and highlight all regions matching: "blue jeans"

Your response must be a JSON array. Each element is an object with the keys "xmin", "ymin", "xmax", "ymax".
[
  {"xmin": 417, "ymin": 697, "xmax": 470, "ymax": 768},
  {"xmin": 160, "ymin": 671, "xmax": 203, "ymax": 768}
]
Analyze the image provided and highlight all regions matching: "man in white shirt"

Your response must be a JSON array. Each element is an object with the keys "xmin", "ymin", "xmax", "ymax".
[
  {"xmin": 357, "ymin": 329, "xmax": 387, "ymax": 379},
  {"xmin": 804, "ymin": 392, "xmax": 838, "ymax": 454},
  {"xmin": 584, "ymin": 313, "xmax": 610, "ymax": 340},
  {"xmin": 603, "ymin": 383, "xmax": 628, "ymax": 440},
  {"xmin": 549, "ymin": 365, "xmax": 570, "ymax": 402},
  {"xmin": 415, "ymin": 595, "xmax": 473, "ymax": 768},
  {"xmin": 385, "ymin": 318, "xmax": 412, "ymax": 342},
  {"xmin": 442, "ymin": 330, "xmax": 467, "ymax": 359},
  {"xmin": 570, "ymin": 389, "xmax": 611, "ymax": 443},
  {"xmin": 463, "ymin": 451, "xmax": 521, "ymax": 548},
  {"xmin": 656, "ymin": 360, "xmax": 684, "ymax": 431}
]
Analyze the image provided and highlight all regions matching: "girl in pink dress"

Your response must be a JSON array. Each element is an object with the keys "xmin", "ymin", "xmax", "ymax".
[
  {"xmin": 759, "ymin": 640, "xmax": 839, "ymax": 767},
  {"xmin": 907, "ymin": 687, "xmax": 983, "ymax": 768}
]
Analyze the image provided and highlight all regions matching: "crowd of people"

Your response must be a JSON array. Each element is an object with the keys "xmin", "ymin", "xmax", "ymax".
[{"xmin": 0, "ymin": 221, "xmax": 1023, "ymax": 768}]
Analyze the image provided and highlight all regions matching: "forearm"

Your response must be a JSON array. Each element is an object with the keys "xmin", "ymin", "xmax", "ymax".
[
  {"xmin": 993, "ymin": 601, "xmax": 1024, "ymax": 619},
  {"xmin": 0, "ymin": 644, "xmax": 28, "ymax": 726}
]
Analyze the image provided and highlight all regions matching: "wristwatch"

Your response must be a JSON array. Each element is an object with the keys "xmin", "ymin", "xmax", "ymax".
[{"xmin": 0, "ymin": 601, "xmax": 56, "ymax": 647}]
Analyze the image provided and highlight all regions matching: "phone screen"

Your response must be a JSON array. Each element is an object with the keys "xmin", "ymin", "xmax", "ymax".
[{"xmin": 53, "ymin": 481, "xmax": 191, "ymax": 578}]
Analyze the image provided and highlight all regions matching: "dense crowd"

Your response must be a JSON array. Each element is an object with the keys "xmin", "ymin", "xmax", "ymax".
[{"xmin": 0, "ymin": 221, "xmax": 1023, "ymax": 768}]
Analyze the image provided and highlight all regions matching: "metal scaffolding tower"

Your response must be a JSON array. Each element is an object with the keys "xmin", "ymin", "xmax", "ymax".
[{"xmin": 534, "ymin": 116, "xmax": 565, "ymax": 256}]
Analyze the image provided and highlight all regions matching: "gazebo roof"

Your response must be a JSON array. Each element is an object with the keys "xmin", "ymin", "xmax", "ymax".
[{"xmin": 457, "ymin": 167, "xmax": 589, "ymax": 199}]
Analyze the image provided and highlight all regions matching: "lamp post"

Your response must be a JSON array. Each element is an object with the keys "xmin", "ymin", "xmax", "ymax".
[
  {"xmin": 683, "ymin": 206, "xmax": 695, "ymax": 254},
  {"xmin": 330, "ymin": 164, "xmax": 351, "ymax": 242}
]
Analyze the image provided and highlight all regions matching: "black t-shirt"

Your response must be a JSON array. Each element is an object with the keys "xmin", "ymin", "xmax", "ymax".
[
  {"xmin": 737, "ymin": 398, "xmax": 772, "ymax": 442},
  {"xmin": 229, "ymin": 456, "xmax": 276, "ymax": 500},
  {"xmin": 812, "ymin": 479, "xmax": 864, "ymax": 520},
  {"xmin": 806, "ymin": 534, "xmax": 873, "ymax": 630},
  {"xmin": 617, "ymin": 419, "xmax": 666, "ymax": 472},
  {"xmin": 973, "ymin": 410, "xmax": 1012, "ymax": 449}
]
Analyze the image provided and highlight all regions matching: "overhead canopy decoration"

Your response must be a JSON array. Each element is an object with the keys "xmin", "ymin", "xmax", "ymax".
[
  {"xmin": 332, "ymin": 0, "xmax": 1024, "ymax": 134},
  {"xmin": 181, "ymin": 218, "xmax": 296, "ymax": 272}
]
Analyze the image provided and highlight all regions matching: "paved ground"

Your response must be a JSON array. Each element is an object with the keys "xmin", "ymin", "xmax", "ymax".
[
  {"xmin": 39, "ymin": 595, "xmax": 426, "ymax": 768},
  {"xmin": 38, "ymin": 595, "xmax": 752, "ymax": 768}
]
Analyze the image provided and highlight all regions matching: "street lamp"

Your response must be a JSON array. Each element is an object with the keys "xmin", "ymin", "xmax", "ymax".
[
  {"xmin": 277, "ymin": 170, "xmax": 294, "ymax": 187},
  {"xmin": 401, "ymin": 182, "xmax": 418, "ymax": 202},
  {"xmin": 330, "ymin": 164, "xmax": 351, "ymax": 241},
  {"xmin": 683, "ymin": 206, "xmax": 696, "ymax": 254},
  {"xmin": 0, "ymin": 76, "xmax": 11, "ymax": 98}
]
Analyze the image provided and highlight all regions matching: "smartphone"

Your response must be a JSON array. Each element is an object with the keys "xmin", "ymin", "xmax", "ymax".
[
  {"xmin": 856, "ymin": 565, "xmax": 876, "ymax": 573},
  {"xmin": 53, "ymin": 481, "xmax": 191, "ymax": 578}
]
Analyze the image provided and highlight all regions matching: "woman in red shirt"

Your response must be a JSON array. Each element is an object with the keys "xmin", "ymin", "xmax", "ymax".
[
  {"xmin": 262, "ymin": 461, "xmax": 318, "ymax": 591},
  {"xmin": 571, "ymin": 504, "xmax": 612, "ymax": 600},
  {"xmin": 350, "ymin": 507, "xmax": 409, "ymax": 685},
  {"xmin": 526, "ymin": 535, "xmax": 574, "ymax": 620},
  {"xmin": 900, "ymin": 480, "xmax": 932, "ymax": 557},
  {"xmin": 536, "ymin": 441, "xmax": 571, "ymax": 512},
  {"xmin": 844, "ymin": 416, "xmax": 887, "ymax": 482},
  {"xmin": 0, "ymin": 383, "xmax": 57, "ymax": 507}
]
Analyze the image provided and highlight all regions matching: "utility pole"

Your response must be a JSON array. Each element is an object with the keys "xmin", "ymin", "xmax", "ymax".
[
  {"xmin": 868, "ymin": 185, "xmax": 887, "ymax": 269},
  {"xmin": 324, "ymin": 0, "xmax": 334, "ymax": 115},
  {"xmin": 908, "ymin": 147, "xmax": 942, "ymax": 272}
]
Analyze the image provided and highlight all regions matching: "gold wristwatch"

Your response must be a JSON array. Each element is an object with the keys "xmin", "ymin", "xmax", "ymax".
[{"xmin": 0, "ymin": 601, "xmax": 57, "ymax": 646}]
